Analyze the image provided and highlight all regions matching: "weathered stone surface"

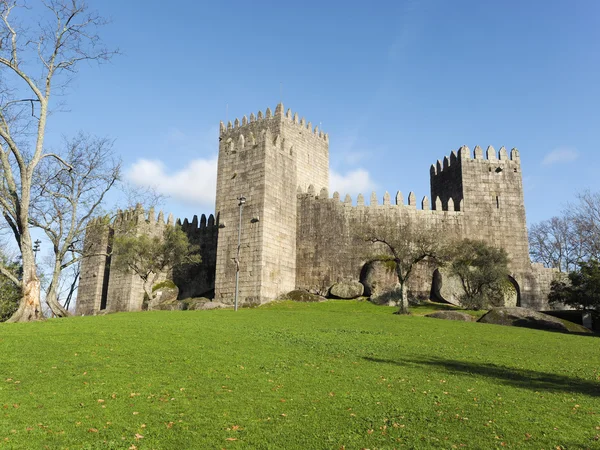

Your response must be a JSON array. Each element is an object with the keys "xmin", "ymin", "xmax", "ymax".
[
  {"xmin": 185, "ymin": 298, "xmax": 228, "ymax": 310},
  {"xmin": 478, "ymin": 307, "xmax": 569, "ymax": 332},
  {"xmin": 426, "ymin": 311, "xmax": 476, "ymax": 321},
  {"xmin": 148, "ymin": 281, "xmax": 179, "ymax": 310},
  {"xmin": 284, "ymin": 290, "xmax": 327, "ymax": 302},
  {"xmin": 77, "ymin": 103, "xmax": 559, "ymax": 316},
  {"xmin": 329, "ymin": 281, "xmax": 364, "ymax": 299},
  {"xmin": 361, "ymin": 261, "xmax": 398, "ymax": 299}
]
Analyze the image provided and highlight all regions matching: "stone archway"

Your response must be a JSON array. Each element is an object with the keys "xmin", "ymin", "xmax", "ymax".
[{"xmin": 505, "ymin": 276, "xmax": 521, "ymax": 307}]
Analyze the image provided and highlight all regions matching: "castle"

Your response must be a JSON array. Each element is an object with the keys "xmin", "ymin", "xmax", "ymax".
[{"xmin": 76, "ymin": 103, "xmax": 557, "ymax": 315}]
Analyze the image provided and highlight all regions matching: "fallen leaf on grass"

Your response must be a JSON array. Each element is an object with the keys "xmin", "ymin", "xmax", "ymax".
[
  {"xmin": 225, "ymin": 438, "xmax": 237, "ymax": 441},
  {"xmin": 88, "ymin": 428, "xmax": 98, "ymax": 433},
  {"xmin": 134, "ymin": 433, "xmax": 144, "ymax": 440},
  {"xmin": 166, "ymin": 422, "xmax": 174, "ymax": 429}
]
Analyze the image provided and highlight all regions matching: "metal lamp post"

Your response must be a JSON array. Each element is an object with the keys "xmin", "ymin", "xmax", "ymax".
[
  {"xmin": 234, "ymin": 195, "xmax": 246, "ymax": 312},
  {"xmin": 33, "ymin": 239, "xmax": 41, "ymax": 261}
]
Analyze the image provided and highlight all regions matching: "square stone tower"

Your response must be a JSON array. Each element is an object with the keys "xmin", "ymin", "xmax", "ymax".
[
  {"xmin": 430, "ymin": 145, "xmax": 530, "ymax": 275},
  {"xmin": 214, "ymin": 104, "xmax": 329, "ymax": 305}
]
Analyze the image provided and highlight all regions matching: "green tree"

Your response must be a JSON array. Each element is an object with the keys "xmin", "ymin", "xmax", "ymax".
[
  {"xmin": 111, "ymin": 226, "xmax": 201, "ymax": 305},
  {"xmin": 365, "ymin": 222, "xmax": 442, "ymax": 314},
  {"xmin": 448, "ymin": 239, "xmax": 510, "ymax": 310},
  {"xmin": 548, "ymin": 259, "xmax": 600, "ymax": 311},
  {"xmin": 0, "ymin": 256, "xmax": 20, "ymax": 321}
]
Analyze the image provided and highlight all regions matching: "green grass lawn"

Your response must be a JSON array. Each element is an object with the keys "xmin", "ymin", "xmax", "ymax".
[{"xmin": 1, "ymin": 301, "xmax": 599, "ymax": 449}]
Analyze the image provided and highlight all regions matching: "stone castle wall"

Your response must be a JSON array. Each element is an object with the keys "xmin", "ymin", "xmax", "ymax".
[
  {"xmin": 296, "ymin": 145, "xmax": 556, "ymax": 308},
  {"xmin": 77, "ymin": 103, "xmax": 558, "ymax": 314},
  {"xmin": 76, "ymin": 207, "xmax": 217, "ymax": 315}
]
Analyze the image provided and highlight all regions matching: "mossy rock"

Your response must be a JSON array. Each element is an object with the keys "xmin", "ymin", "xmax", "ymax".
[
  {"xmin": 152, "ymin": 280, "xmax": 177, "ymax": 292},
  {"xmin": 148, "ymin": 280, "xmax": 179, "ymax": 310},
  {"xmin": 284, "ymin": 290, "xmax": 327, "ymax": 302}
]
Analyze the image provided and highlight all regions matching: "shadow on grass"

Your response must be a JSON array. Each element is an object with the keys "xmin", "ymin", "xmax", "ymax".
[{"xmin": 363, "ymin": 356, "xmax": 600, "ymax": 397}]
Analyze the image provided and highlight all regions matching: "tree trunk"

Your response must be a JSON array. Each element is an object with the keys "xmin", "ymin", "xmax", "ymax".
[
  {"xmin": 45, "ymin": 264, "xmax": 71, "ymax": 317},
  {"xmin": 7, "ymin": 264, "xmax": 42, "ymax": 322},
  {"xmin": 142, "ymin": 278, "xmax": 156, "ymax": 311},
  {"xmin": 395, "ymin": 281, "xmax": 409, "ymax": 315},
  {"xmin": 394, "ymin": 262, "xmax": 410, "ymax": 315}
]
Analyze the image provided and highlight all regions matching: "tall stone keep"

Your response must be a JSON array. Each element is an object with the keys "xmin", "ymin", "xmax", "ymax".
[{"xmin": 214, "ymin": 104, "xmax": 329, "ymax": 304}]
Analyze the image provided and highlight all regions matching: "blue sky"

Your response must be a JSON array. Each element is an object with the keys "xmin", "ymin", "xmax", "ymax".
[{"xmin": 45, "ymin": 0, "xmax": 600, "ymax": 226}]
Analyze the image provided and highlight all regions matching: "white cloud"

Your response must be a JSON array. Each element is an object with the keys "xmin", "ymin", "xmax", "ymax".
[
  {"xmin": 542, "ymin": 148, "xmax": 579, "ymax": 165},
  {"xmin": 330, "ymin": 168, "xmax": 378, "ymax": 198},
  {"xmin": 126, "ymin": 157, "xmax": 217, "ymax": 208}
]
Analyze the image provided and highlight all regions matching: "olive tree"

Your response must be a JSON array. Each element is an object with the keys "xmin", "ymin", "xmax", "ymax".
[
  {"xmin": 365, "ymin": 221, "xmax": 442, "ymax": 314},
  {"xmin": 111, "ymin": 226, "xmax": 201, "ymax": 305},
  {"xmin": 447, "ymin": 239, "xmax": 511, "ymax": 310}
]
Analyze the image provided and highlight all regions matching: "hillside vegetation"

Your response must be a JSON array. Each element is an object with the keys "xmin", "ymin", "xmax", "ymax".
[{"xmin": 1, "ymin": 301, "xmax": 599, "ymax": 449}]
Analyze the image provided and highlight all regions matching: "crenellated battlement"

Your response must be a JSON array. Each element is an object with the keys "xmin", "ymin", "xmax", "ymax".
[
  {"xmin": 111, "ymin": 204, "xmax": 175, "ymax": 229},
  {"xmin": 219, "ymin": 103, "xmax": 328, "ymax": 143},
  {"xmin": 297, "ymin": 185, "xmax": 463, "ymax": 213},
  {"xmin": 177, "ymin": 213, "xmax": 218, "ymax": 232},
  {"xmin": 430, "ymin": 145, "xmax": 521, "ymax": 176}
]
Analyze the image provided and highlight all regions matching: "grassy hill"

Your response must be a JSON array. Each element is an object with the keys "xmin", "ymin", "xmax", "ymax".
[{"xmin": 1, "ymin": 301, "xmax": 599, "ymax": 449}]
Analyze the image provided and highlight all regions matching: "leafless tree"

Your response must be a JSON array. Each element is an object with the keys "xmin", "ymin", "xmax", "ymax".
[
  {"xmin": 0, "ymin": 1, "xmax": 116, "ymax": 322},
  {"xmin": 530, "ymin": 191, "xmax": 600, "ymax": 272},
  {"xmin": 529, "ymin": 216, "xmax": 583, "ymax": 273},
  {"xmin": 29, "ymin": 133, "xmax": 120, "ymax": 317},
  {"xmin": 568, "ymin": 190, "xmax": 600, "ymax": 262}
]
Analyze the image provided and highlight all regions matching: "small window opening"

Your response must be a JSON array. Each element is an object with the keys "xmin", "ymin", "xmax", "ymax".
[
  {"xmin": 496, "ymin": 195, "xmax": 500, "ymax": 209},
  {"xmin": 514, "ymin": 168, "xmax": 517, "ymax": 173},
  {"xmin": 489, "ymin": 167, "xmax": 492, "ymax": 172}
]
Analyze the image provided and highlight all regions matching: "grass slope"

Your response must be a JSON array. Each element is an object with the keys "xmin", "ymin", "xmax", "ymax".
[{"xmin": 1, "ymin": 301, "xmax": 599, "ymax": 449}]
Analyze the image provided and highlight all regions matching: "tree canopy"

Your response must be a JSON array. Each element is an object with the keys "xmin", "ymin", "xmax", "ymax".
[
  {"xmin": 548, "ymin": 260, "xmax": 600, "ymax": 311},
  {"xmin": 111, "ymin": 226, "xmax": 201, "ymax": 305},
  {"xmin": 447, "ymin": 239, "xmax": 511, "ymax": 310}
]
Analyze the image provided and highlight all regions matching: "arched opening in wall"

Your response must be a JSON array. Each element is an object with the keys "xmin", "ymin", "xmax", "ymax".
[
  {"xmin": 505, "ymin": 276, "xmax": 521, "ymax": 307},
  {"xmin": 430, "ymin": 269, "xmax": 447, "ymax": 303}
]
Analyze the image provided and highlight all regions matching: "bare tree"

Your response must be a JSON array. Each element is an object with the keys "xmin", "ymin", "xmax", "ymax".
[
  {"xmin": 0, "ymin": 1, "xmax": 115, "ymax": 322},
  {"xmin": 529, "ymin": 216, "xmax": 583, "ymax": 273},
  {"xmin": 364, "ymin": 222, "xmax": 442, "ymax": 314},
  {"xmin": 29, "ymin": 133, "xmax": 120, "ymax": 317},
  {"xmin": 529, "ymin": 191, "xmax": 600, "ymax": 272},
  {"xmin": 568, "ymin": 190, "xmax": 600, "ymax": 262}
]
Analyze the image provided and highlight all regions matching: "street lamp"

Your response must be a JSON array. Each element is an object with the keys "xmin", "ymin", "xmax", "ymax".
[
  {"xmin": 33, "ymin": 239, "xmax": 41, "ymax": 260},
  {"xmin": 234, "ymin": 195, "xmax": 246, "ymax": 312}
]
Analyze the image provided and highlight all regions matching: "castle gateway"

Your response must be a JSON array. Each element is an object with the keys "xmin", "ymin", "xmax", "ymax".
[{"xmin": 76, "ymin": 104, "xmax": 556, "ymax": 314}]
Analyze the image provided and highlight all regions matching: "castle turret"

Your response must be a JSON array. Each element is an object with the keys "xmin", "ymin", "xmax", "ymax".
[{"xmin": 214, "ymin": 104, "xmax": 329, "ymax": 304}]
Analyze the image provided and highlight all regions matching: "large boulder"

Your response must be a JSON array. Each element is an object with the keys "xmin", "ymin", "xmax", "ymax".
[
  {"xmin": 361, "ymin": 261, "xmax": 398, "ymax": 298},
  {"xmin": 284, "ymin": 290, "xmax": 327, "ymax": 302},
  {"xmin": 478, "ymin": 307, "xmax": 569, "ymax": 332},
  {"xmin": 426, "ymin": 311, "xmax": 476, "ymax": 322},
  {"xmin": 148, "ymin": 280, "xmax": 179, "ymax": 310},
  {"xmin": 329, "ymin": 281, "xmax": 364, "ymax": 299}
]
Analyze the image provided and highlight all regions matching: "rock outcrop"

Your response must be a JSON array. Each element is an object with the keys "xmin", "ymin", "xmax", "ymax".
[
  {"xmin": 478, "ymin": 307, "xmax": 569, "ymax": 332},
  {"xmin": 426, "ymin": 311, "xmax": 476, "ymax": 322},
  {"xmin": 329, "ymin": 281, "xmax": 364, "ymax": 299}
]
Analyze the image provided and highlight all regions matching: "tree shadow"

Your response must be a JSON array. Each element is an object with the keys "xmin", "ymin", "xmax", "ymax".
[{"xmin": 363, "ymin": 356, "xmax": 600, "ymax": 397}]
